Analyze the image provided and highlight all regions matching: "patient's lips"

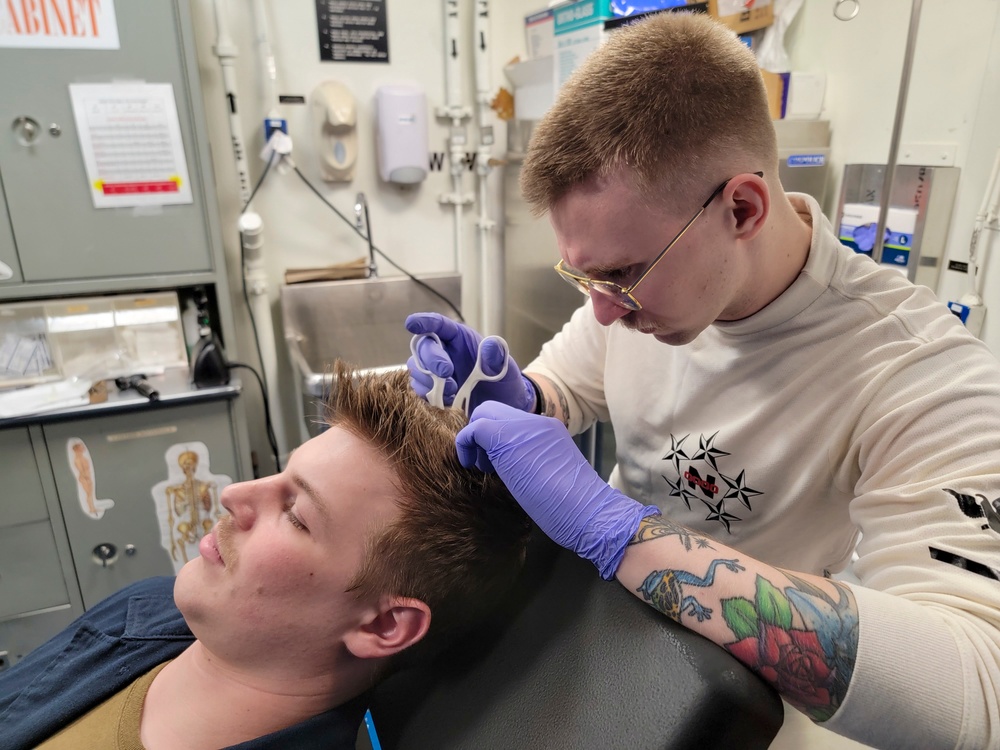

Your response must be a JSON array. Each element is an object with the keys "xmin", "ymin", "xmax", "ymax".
[{"xmin": 199, "ymin": 526, "xmax": 224, "ymax": 565}]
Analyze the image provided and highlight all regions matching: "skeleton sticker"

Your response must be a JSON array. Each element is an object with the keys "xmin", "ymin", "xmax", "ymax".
[
  {"xmin": 151, "ymin": 442, "xmax": 232, "ymax": 573},
  {"xmin": 67, "ymin": 438, "xmax": 115, "ymax": 520}
]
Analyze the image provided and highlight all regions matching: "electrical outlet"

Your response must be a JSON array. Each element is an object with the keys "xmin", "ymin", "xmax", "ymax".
[{"xmin": 264, "ymin": 117, "xmax": 288, "ymax": 140}]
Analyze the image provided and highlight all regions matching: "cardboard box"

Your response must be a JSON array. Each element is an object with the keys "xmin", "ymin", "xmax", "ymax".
[
  {"xmin": 610, "ymin": 0, "xmax": 689, "ymax": 15},
  {"xmin": 760, "ymin": 69, "xmax": 789, "ymax": 119},
  {"xmin": 761, "ymin": 70, "xmax": 827, "ymax": 120},
  {"xmin": 708, "ymin": 0, "xmax": 773, "ymax": 34},
  {"xmin": 525, "ymin": 8, "xmax": 555, "ymax": 60},
  {"xmin": 553, "ymin": 1, "xmax": 709, "ymax": 91},
  {"xmin": 553, "ymin": 1, "xmax": 617, "ymax": 90}
]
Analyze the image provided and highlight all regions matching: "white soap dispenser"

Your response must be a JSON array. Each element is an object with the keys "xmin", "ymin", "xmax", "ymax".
[{"xmin": 374, "ymin": 84, "xmax": 428, "ymax": 185}]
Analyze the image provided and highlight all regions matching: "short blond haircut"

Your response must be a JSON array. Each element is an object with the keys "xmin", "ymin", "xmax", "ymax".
[
  {"xmin": 520, "ymin": 12, "xmax": 778, "ymax": 213},
  {"xmin": 327, "ymin": 363, "xmax": 531, "ymax": 660}
]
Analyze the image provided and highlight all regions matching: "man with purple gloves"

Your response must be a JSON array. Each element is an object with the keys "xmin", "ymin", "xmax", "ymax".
[{"xmin": 406, "ymin": 12, "xmax": 1000, "ymax": 750}]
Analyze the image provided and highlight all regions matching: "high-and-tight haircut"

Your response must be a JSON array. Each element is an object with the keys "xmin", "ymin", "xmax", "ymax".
[
  {"xmin": 520, "ymin": 12, "xmax": 779, "ymax": 214},
  {"xmin": 327, "ymin": 363, "xmax": 532, "ymax": 663}
]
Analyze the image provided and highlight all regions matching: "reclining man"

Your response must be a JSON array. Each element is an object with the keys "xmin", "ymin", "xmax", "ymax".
[{"xmin": 0, "ymin": 365, "xmax": 531, "ymax": 750}]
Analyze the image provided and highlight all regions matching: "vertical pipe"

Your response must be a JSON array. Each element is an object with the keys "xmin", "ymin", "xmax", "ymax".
[
  {"xmin": 873, "ymin": 0, "xmax": 922, "ymax": 274},
  {"xmin": 251, "ymin": 0, "xmax": 280, "ymax": 117},
  {"xmin": 441, "ymin": 0, "xmax": 470, "ymax": 277},
  {"xmin": 474, "ymin": 0, "xmax": 501, "ymax": 334},
  {"xmin": 212, "ymin": 0, "xmax": 252, "ymax": 207},
  {"xmin": 239, "ymin": 213, "xmax": 289, "ymax": 463},
  {"xmin": 443, "ymin": 0, "xmax": 463, "ymax": 110}
]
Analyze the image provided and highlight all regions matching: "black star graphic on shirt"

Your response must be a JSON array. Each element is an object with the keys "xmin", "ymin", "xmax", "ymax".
[
  {"xmin": 662, "ymin": 434, "xmax": 690, "ymax": 473},
  {"xmin": 663, "ymin": 474, "xmax": 699, "ymax": 510},
  {"xmin": 692, "ymin": 432, "xmax": 731, "ymax": 471},
  {"xmin": 700, "ymin": 497, "xmax": 741, "ymax": 533},
  {"xmin": 721, "ymin": 470, "xmax": 764, "ymax": 511}
]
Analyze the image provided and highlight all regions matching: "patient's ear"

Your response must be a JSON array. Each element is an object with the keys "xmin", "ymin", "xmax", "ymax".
[{"xmin": 345, "ymin": 596, "xmax": 431, "ymax": 660}]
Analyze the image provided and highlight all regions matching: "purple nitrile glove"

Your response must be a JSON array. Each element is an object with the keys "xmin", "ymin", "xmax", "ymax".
[
  {"xmin": 405, "ymin": 312, "xmax": 536, "ymax": 414},
  {"xmin": 456, "ymin": 401, "xmax": 661, "ymax": 580}
]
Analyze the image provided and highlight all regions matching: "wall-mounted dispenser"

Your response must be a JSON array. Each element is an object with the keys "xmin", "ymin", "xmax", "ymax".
[
  {"xmin": 836, "ymin": 163, "xmax": 960, "ymax": 288},
  {"xmin": 311, "ymin": 80, "xmax": 357, "ymax": 182},
  {"xmin": 374, "ymin": 84, "xmax": 428, "ymax": 185}
]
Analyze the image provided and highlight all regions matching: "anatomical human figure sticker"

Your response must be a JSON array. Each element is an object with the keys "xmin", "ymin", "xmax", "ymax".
[
  {"xmin": 151, "ymin": 442, "xmax": 232, "ymax": 573},
  {"xmin": 67, "ymin": 438, "xmax": 116, "ymax": 520}
]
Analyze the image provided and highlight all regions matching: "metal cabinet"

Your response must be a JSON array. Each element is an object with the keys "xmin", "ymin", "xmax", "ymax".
[
  {"xmin": 0, "ymin": 426, "xmax": 79, "ymax": 667},
  {"xmin": 0, "ymin": 0, "xmax": 214, "ymax": 284},
  {"xmin": 44, "ymin": 399, "xmax": 241, "ymax": 609},
  {"xmin": 0, "ymin": 391, "xmax": 246, "ymax": 667}
]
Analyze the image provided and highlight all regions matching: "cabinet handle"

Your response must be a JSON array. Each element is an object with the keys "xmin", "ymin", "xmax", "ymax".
[
  {"xmin": 12, "ymin": 116, "xmax": 41, "ymax": 147},
  {"xmin": 92, "ymin": 543, "xmax": 119, "ymax": 568}
]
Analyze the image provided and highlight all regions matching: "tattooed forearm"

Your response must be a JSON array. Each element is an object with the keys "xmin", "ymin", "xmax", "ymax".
[
  {"xmin": 621, "ymin": 525, "xmax": 859, "ymax": 725},
  {"xmin": 548, "ymin": 382, "xmax": 571, "ymax": 426},
  {"xmin": 524, "ymin": 372, "xmax": 572, "ymax": 426},
  {"xmin": 721, "ymin": 573, "xmax": 859, "ymax": 723},
  {"xmin": 628, "ymin": 514, "xmax": 714, "ymax": 552}
]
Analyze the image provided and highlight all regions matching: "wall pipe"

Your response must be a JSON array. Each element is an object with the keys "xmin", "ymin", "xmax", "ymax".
[
  {"xmin": 212, "ymin": 0, "xmax": 289, "ymax": 464},
  {"xmin": 473, "ymin": 0, "xmax": 501, "ymax": 335},
  {"xmin": 212, "ymin": 0, "xmax": 252, "ymax": 207},
  {"xmin": 873, "ymin": 0, "xmax": 922, "ymax": 275},
  {"xmin": 438, "ymin": 0, "xmax": 474, "ymax": 276},
  {"xmin": 251, "ymin": 0, "xmax": 280, "ymax": 117}
]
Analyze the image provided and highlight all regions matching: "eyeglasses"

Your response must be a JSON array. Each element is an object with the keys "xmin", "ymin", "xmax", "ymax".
[{"xmin": 554, "ymin": 171, "xmax": 764, "ymax": 311}]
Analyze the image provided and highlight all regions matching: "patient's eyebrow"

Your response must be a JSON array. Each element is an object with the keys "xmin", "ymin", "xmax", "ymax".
[{"xmin": 293, "ymin": 474, "xmax": 330, "ymax": 526}]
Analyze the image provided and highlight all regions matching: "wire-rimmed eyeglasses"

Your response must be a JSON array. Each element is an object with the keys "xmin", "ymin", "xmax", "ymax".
[{"xmin": 553, "ymin": 171, "xmax": 764, "ymax": 311}]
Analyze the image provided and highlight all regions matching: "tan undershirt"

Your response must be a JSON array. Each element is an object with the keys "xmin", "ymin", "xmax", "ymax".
[{"xmin": 35, "ymin": 660, "xmax": 171, "ymax": 750}]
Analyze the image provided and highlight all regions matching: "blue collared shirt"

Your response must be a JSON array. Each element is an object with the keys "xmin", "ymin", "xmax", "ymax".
[{"xmin": 0, "ymin": 577, "xmax": 366, "ymax": 750}]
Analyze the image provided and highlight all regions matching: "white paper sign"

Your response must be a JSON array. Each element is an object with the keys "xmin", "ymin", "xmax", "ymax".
[
  {"xmin": 1, "ymin": 0, "xmax": 120, "ymax": 49},
  {"xmin": 69, "ymin": 83, "xmax": 194, "ymax": 209}
]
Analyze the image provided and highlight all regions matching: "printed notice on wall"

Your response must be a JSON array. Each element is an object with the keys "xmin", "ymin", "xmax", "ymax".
[
  {"xmin": 316, "ymin": 0, "xmax": 389, "ymax": 63},
  {"xmin": 1, "ymin": 0, "xmax": 120, "ymax": 49},
  {"xmin": 69, "ymin": 83, "xmax": 194, "ymax": 209}
]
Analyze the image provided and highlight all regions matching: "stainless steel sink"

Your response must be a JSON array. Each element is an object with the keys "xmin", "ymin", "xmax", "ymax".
[{"xmin": 280, "ymin": 273, "xmax": 461, "ymax": 436}]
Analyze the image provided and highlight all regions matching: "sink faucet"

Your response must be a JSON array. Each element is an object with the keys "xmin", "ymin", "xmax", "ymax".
[{"xmin": 354, "ymin": 192, "xmax": 377, "ymax": 277}]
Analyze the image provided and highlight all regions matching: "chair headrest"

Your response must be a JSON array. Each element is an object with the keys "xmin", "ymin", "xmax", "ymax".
[{"xmin": 367, "ymin": 532, "xmax": 783, "ymax": 749}]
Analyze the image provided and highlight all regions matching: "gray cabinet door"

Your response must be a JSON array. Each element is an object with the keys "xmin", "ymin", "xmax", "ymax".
[
  {"xmin": 0, "ymin": 172, "xmax": 21, "ymax": 285},
  {"xmin": 44, "ymin": 399, "xmax": 240, "ymax": 609},
  {"xmin": 0, "ymin": 0, "xmax": 213, "ymax": 282},
  {"xmin": 0, "ymin": 427, "xmax": 70, "ymax": 621}
]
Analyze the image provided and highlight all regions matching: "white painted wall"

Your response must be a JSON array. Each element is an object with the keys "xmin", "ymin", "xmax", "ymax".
[
  {"xmin": 190, "ymin": 0, "xmax": 1000, "ymax": 469},
  {"xmin": 189, "ymin": 0, "xmax": 513, "ymax": 467}
]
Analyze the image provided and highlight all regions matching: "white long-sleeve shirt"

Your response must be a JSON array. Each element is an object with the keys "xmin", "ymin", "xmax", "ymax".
[{"xmin": 527, "ymin": 194, "xmax": 1000, "ymax": 750}]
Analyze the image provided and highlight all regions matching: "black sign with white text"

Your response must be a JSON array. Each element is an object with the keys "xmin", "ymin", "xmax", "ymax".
[{"xmin": 316, "ymin": 0, "xmax": 389, "ymax": 63}]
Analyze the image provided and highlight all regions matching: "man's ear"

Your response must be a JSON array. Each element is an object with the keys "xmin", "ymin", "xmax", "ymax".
[
  {"xmin": 726, "ymin": 172, "xmax": 769, "ymax": 241},
  {"xmin": 344, "ymin": 596, "xmax": 432, "ymax": 660}
]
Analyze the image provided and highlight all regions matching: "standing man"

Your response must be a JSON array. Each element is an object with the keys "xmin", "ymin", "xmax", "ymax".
[{"xmin": 407, "ymin": 12, "xmax": 1000, "ymax": 750}]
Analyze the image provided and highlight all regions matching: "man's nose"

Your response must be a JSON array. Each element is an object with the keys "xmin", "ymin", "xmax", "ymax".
[
  {"xmin": 590, "ymin": 291, "xmax": 631, "ymax": 327},
  {"xmin": 220, "ymin": 480, "xmax": 263, "ymax": 531}
]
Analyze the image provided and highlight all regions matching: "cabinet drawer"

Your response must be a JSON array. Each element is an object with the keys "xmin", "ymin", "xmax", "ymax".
[
  {"xmin": 0, "ymin": 521, "xmax": 69, "ymax": 621},
  {"xmin": 0, "ymin": 427, "xmax": 48, "ymax": 528}
]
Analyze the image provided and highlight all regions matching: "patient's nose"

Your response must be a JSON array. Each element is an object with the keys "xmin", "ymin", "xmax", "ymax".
[{"xmin": 221, "ymin": 480, "xmax": 260, "ymax": 531}]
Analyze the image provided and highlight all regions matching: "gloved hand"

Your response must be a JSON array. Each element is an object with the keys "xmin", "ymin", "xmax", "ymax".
[
  {"xmin": 456, "ymin": 401, "xmax": 661, "ymax": 580},
  {"xmin": 405, "ymin": 312, "xmax": 536, "ymax": 414}
]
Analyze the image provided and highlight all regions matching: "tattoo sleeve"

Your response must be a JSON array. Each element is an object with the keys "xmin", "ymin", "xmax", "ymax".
[{"xmin": 622, "ymin": 516, "xmax": 859, "ymax": 722}]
